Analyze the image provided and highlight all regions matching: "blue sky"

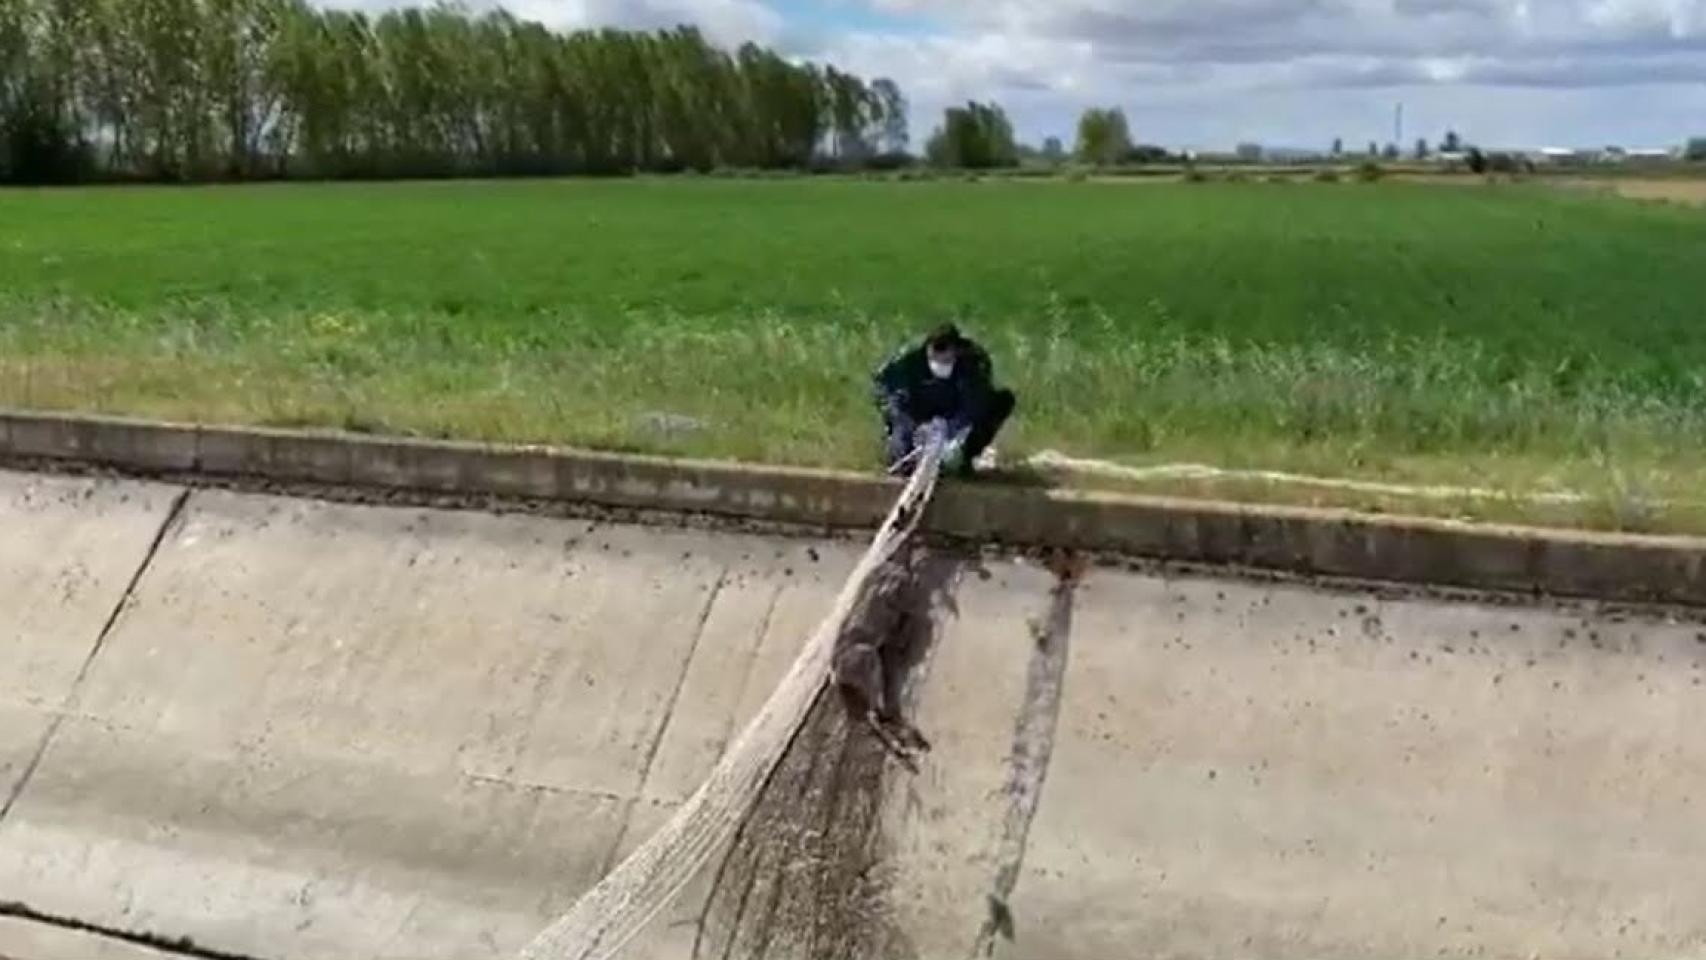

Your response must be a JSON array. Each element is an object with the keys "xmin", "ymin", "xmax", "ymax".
[
  {"xmin": 324, "ymin": 0, "xmax": 1706, "ymax": 151},
  {"xmin": 768, "ymin": 0, "xmax": 940, "ymax": 36}
]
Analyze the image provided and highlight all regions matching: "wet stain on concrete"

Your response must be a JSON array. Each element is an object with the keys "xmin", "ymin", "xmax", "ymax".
[{"xmin": 972, "ymin": 550, "xmax": 1085, "ymax": 958}]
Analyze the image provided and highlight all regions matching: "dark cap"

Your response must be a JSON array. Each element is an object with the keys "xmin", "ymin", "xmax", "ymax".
[{"xmin": 926, "ymin": 323, "xmax": 964, "ymax": 353}]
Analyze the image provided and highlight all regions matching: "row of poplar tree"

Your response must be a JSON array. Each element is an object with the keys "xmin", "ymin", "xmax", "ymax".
[{"xmin": 0, "ymin": 0, "xmax": 912, "ymax": 183}]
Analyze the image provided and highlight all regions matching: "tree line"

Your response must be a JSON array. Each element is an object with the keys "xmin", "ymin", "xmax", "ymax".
[
  {"xmin": 924, "ymin": 100, "xmax": 1017, "ymax": 169},
  {"xmin": 0, "ymin": 0, "xmax": 910, "ymax": 183}
]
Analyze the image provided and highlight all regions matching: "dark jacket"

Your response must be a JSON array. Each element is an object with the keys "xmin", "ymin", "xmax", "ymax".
[{"xmin": 872, "ymin": 337, "xmax": 996, "ymax": 425}]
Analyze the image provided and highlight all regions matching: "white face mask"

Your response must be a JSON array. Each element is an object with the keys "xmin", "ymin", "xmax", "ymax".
[{"xmin": 928, "ymin": 357, "xmax": 956, "ymax": 380}]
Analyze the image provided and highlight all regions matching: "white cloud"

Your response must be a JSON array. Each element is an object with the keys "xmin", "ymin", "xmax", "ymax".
[
  {"xmin": 1583, "ymin": 0, "xmax": 1700, "ymax": 33},
  {"xmin": 809, "ymin": 0, "xmax": 1706, "ymax": 147},
  {"xmin": 317, "ymin": 0, "xmax": 1706, "ymax": 149},
  {"xmin": 318, "ymin": 0, "xmax": 781, "ymax": 46}
]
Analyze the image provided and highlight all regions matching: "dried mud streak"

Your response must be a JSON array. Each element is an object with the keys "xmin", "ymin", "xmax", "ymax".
[
  {"xmin": 971, "ymin": 568, "xmax": 1080, "ymax": 957},
  {"xmin": 0, "ymin": 488, "xmax": 190, "ymax": 825},
  {"xmin": 694, "ymin": 555, "xmax": 959, "ymax": 960}
]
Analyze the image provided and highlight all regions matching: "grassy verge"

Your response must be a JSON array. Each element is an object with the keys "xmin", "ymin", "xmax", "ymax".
[{"xmin": 4, "ymin": 178, "xmax": 1706, "ymax": 533}]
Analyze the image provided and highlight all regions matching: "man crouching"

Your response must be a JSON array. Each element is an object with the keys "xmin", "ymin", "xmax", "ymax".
[{"xmin": 873, "ymin": 323, "xmax": 1017, "ymax": 477}]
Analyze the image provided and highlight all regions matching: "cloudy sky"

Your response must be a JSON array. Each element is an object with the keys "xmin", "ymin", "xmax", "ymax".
[{"xmin": 321, "ymin": 0, "xmax": 1706, "ymax": 151}]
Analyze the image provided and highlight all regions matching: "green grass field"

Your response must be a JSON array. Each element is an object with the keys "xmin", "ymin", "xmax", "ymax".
[{"xmin": 5, "ymin": 178, "xmax": 1706, "ymax": 530}]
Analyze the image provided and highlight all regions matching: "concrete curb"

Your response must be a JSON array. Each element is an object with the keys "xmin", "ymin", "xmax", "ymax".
[{"xmin": 4, "ymin": 409, "xmax": 1704, "ymax": 606}]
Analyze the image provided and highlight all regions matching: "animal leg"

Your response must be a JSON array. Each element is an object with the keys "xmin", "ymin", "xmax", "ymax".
[{"xmin": 864, "ymin": 711, "xmax": 922, "ymax": 773}]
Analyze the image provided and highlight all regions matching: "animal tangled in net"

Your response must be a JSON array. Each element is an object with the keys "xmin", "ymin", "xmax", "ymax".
[
  {"xmin": 831, "ymin": 544, "xmax": 936, "ymax": 773},
  {"xmin": 693, "ymin": 545, "xmax": 950, "ymax": 960}
]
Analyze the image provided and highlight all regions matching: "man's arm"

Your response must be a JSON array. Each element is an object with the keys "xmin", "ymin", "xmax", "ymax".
[
  {"xmin": 873, "ymin": 346, "xmax": 919, "ymax": 413},
  {"xmin": 957, "ymin": 342, "xmax": 996, "ymax": 422}
]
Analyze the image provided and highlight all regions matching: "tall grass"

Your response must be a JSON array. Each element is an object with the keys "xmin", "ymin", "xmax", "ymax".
[
  {"xmin": 6, "ymin": 296, "xmax": 1704, "ymax": 481},
  {"xmin": 4, "ymin": 179, "xmax": 1706, "ymax": 529}
]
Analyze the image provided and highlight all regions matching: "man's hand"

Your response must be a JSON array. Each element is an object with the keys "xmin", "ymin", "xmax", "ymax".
[
  {"xmin": 937, "ymin": 419, "xmax": 972, "ymax": 472},
  {"xmin": 942, "ymin": 425, "xmax": 971, "ymax": 469},
  {"xmin": 880, "ymin": 389, "xmax": 910, "ymax": 421},
  {"xmin": 924, "ymin": 418, "xmax": 953, "ymax": 448}
]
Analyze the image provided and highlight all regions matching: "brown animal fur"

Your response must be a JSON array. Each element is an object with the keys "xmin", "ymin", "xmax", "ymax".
[{"xmin": 832, "ymin": 547, "xmax": 932, "ymax": 772}]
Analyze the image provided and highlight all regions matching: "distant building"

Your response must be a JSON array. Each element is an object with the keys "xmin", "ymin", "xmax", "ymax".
[
  {"xmin": 1185, "ymin": 150, "xmax": 1244, "ymax": 164},
  {"xmin": 1264, "ymin": 146, "xmax": 1328, "ymax": 164},
  {"xmin": 1530, "ymin": 147, "xmax": 1597, "ymax": 166},
  {"xmin": 1428, "ymin": 144, "xmax": 1679, "ymax": 168},
  {"xmin": 1573, "ymin": 146, "xmax": 1678, "ymax": 164}
]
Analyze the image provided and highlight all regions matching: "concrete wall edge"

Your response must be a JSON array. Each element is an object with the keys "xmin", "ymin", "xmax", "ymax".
[{"xmin": 3, "ymin": 409, "xmax": 1701, "ymax": 605}]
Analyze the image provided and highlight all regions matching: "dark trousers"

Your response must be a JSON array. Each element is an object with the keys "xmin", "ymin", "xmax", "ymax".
[{"xmin": 884, "ymin": 389, "xmax": 1016, "ymax": 468}]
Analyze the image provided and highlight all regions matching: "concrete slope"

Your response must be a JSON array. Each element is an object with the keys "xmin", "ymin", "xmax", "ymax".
[
  {"xmin": 1, "ymin": 473, "xmax": 182, "ymax": 813},
  {"xmin": 2, "ymin": 469, "xmax": 1705, "ymax": 959}
]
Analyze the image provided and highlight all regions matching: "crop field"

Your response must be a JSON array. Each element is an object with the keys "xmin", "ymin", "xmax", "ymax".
[
  {"xmin": 1563, "ymin": 177, "xmax": 1706, "ymax": 207},
  {"xmin": 4, "ymin": 177, "xmax": 1706, "ymax": 530}
]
